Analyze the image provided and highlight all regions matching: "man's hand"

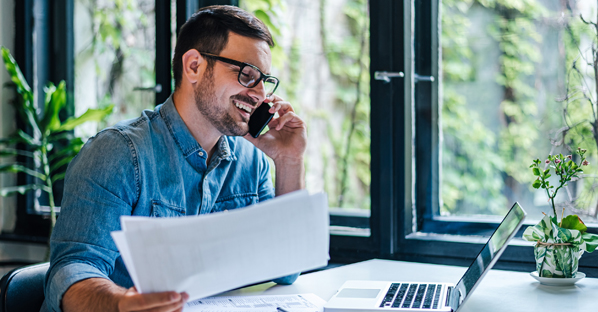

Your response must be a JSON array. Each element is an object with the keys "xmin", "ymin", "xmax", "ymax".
[
  {"xmin": 244, "ymin": 95, "xmax": 307, "ymax": 195},
  {"xmin": 244, "ymin": 95, "xmax": 307, "ymax": 163},
  {"xmin": 118, "ymin": 287, "xmax": 189, "ymax": 312},
  {"xmin": 62, "ymin": 277, "xmax": 189, "ymax": 312}
]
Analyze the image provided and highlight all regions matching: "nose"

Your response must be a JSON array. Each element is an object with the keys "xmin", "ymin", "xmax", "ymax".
[{"xmin": 248, "ymin": 79, "xmax": 267, "ymax": 102}]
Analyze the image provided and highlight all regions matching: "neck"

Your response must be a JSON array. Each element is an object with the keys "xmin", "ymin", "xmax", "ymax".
[{"xmin": 172, "ymin": 90, "xmax": 221, "ymax": 160}]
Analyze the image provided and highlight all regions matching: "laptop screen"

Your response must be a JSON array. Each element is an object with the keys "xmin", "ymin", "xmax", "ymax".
[{"xmin": 449, "ymin": 203, "xmax": 526, "ymax": 311}]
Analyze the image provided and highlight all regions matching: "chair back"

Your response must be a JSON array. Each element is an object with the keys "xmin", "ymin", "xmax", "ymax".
[{"xmin": 0, "ymin": 262, "xmax": 49, "ymax": 312}]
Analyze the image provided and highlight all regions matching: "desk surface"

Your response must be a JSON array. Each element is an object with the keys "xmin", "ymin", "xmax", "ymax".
[{"xmin": 220, "ymin": 259, "xmax": 598, "ymax": 311}]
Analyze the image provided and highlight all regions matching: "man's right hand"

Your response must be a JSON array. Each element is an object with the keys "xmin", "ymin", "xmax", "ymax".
[
  {"xmin": 62, "ymin": 277, "xmax": 189, "ymax": 312},
  {"xmin": 118, "ymin": 287, "xmax": 189, "ymax": 312}
]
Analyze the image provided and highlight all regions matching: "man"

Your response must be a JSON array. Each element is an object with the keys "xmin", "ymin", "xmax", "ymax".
[{"xmin": 42, "ymin": 5, "xmax": 307, "ymax": 312}]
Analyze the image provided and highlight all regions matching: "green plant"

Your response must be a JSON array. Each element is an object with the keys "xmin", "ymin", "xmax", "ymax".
[
  {"xmin": 0, "ymin": 46, "xmax": 113, "ymax": 234},
  {"xmin": 524, "ymin": 148, "xmax": 598, "ymax": 277},
  {"xmin": 530, "ymin": 148, "xmax": 589, "ymax": 218}
]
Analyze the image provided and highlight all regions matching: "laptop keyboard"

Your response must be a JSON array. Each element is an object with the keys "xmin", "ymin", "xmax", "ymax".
[{"xmin": 379, "ymin": 283, "xmax": 443, "ymax": 309}]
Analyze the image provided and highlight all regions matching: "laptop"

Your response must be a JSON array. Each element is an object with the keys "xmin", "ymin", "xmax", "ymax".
[{"xmin": 324, "ymin": 202, "xmax": 526, "ymax": 312}]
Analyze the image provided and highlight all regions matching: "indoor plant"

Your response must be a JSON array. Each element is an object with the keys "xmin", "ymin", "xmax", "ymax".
[
  {"xmin": 0, "ymin": 46, "xmax": 113, "ymax": 237},
  {"xmin": 523, "ymin": 148, "xmax": 598, "ymax": 278}
]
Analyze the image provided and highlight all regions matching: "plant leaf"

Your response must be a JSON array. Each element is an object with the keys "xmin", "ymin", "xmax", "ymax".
[
  {"xmin": 0, "ymin": 148, "xmax": 34, "ymax": 158},
  {"xmin": 49, "ymin": 138, "xmax": 83, "ymax": 162},
  {"xmin": 533, "ymin": 167, "xmax": 541, "ymax": 176},
  {"xmin": 50, "ymin": 155, "xmax": 76, "ymax": 173},
  {"xmin": 532, "ymin": 179, "xmax": 541, "ymax": 188},
  {"xmin": 0, "ymin": 184, "xmax": 47, "ymax": 197},
  {"xmin": 0, "ymin": 164, "xmax": 46, "ymax": 180},
  {"xmin": 51, "ymin": 172, "xmax": 66, "ymax": 183},
  {"xmin": 560, "ymin": 215, "xmax": 587, "ymax": 232},
  {"xmin": 1, "ymin": 47, "xmax": 32, "ymax": 99},
  {"xmin": 40, "ymin": 81, "xmax": 67, "ymax": 134},
  {"xmin": 56, "ymin": 105, "xmax": 114, "ymax": 132}
]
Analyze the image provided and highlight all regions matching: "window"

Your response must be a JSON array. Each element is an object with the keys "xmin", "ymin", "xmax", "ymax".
[
  {"xmin": 238, "ymin": 0, "xmax": 372, "ymax": 239},
  {"xmin": 409, "ymin": 0, "xmax": 598, "ymax": 276}
]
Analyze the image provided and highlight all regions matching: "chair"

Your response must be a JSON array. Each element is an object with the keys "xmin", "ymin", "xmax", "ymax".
[{"xmin": 0, "ymin": 262, "xmax": 49, "ymax": 312}]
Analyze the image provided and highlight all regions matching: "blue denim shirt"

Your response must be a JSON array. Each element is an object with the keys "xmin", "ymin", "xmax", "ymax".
[{"xmin": 41, "ymin": 97, "xmax": 298, "ymax": 312}]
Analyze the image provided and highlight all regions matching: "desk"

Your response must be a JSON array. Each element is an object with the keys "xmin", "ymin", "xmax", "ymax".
[{"xmin": 220, "ymin": 259, "xmax": 598, "ymax": 311}]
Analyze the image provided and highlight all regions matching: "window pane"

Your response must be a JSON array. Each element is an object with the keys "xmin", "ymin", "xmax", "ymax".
[
  {"xmin": 74, "ymin": 0, "xmax": 156, "ymax": 137},
  {"xmin": 240, "ymin": 0, "xmax": 371, "ymax": 229},
  {"xmin": 440, "ymin": 1, "xmax": 598, "ymax": 222}
]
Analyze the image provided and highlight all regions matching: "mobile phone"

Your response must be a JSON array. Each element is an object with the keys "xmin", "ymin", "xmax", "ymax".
[{"xmin": 248, "ymin": 102, "xmax": 274, "ymax": 138}]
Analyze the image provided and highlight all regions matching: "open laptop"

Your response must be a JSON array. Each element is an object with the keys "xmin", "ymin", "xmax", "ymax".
[{"xmin": 324, "ymin": 202, "xmax": 526, "ymax": 312}]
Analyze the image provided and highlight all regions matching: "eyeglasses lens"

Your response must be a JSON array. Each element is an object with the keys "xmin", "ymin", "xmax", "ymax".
[{"xmin": 239, "ymin": 66, "xmax": 278, "ymax": 97}]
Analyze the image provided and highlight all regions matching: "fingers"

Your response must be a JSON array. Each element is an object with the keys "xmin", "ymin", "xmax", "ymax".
[
  {"xmin": 268, "ymin": 111, "xmax": 303, "ymax": 131},
  {"xmin": 264, "ymin": 95, "xmax": 294, "ymax": 116},
  {"xmin": 119, "ymin": 288, "xmax": 188, "ymax": 312}
]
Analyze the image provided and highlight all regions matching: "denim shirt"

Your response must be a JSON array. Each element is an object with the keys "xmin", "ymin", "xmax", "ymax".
[{"xmin": 42, "ymin": 97, "xmax": 298, "ymax": 312}]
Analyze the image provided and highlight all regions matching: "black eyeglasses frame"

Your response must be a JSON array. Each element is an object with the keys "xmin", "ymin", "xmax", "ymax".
[{"xmin": 199, "ymin": 52, "xmax": 279, "ymax": 97}]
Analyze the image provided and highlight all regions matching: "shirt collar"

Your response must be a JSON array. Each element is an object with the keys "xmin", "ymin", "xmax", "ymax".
[{"xmin": 160, "ymin": 96, "xmax": 235, "ymax": 161}]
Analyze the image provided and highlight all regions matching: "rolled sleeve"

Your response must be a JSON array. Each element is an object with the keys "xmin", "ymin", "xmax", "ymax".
[
  {"xmin": 272, "ymin": 272, "xmax": 300, "ymax": 285},
  {"xmin": 43, "ymin": 129, "xmax": 139, "ymax": 311},
  {"xmin": 44, "ymin": 262, "xmax": 109, "ymax": 311}
]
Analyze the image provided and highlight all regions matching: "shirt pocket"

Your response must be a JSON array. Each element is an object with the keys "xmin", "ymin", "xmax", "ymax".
[
  {"xmin": 213, "ymin": 193, "xmax": 259, "ymax": 212},
  {"xmin": 150, "ymin": 200, "xmax": 186, "ymax": 217}
]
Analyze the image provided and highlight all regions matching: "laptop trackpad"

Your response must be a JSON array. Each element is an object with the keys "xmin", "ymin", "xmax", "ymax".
[{"xmin": 336, "ymin": 288, "xmax": 381, "ymax": 298}]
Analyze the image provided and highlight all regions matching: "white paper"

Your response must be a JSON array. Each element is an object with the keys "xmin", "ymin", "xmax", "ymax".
[
  {"xmin": 183, "ymin": 293, "xmax": 326, "ymax": 312},
  {"xmin": 111, "ymin": 190, "xmax": 330, "ymax": 301}
]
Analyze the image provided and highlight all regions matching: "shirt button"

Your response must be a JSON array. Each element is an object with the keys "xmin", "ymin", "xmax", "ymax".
[{"xmin": 198, "ymin": 151, "xmax": 204, "ymax": 157}]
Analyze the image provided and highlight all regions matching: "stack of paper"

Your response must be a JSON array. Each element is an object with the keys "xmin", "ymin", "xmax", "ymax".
[
  {"xmin": 185, "ymin": 293, "xmax": 326, "ymax": 312},
  {"xmin": 111, "ymin": 190, "xmax": 330, "ymax": 301}
]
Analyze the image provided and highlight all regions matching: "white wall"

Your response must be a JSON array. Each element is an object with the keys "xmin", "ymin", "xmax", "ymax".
[{"xmin": 0, "ymin": 1, "xmax": 48, "ymax": 273}]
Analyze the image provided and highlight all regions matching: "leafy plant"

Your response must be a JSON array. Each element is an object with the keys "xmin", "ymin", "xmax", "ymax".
[
  {"xmin": 524, "ymin": 147, "xmax": 598, "ymax": 277},
  {"xmin": 530, "ymin": 148, "xmax": 589, "ymax": 218},
  {"xmin": 0, "ymin": 46, "xmax": 113, "ymax": 234}
]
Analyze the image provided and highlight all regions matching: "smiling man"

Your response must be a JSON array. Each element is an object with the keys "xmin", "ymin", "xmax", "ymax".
[{"xmin": 41, "ymin": 5, "xmax": 306, "ymax": 312}]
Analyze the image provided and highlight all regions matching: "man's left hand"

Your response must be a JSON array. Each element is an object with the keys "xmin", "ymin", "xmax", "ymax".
[{"xmin": 244, "ymin": 95, "xmax": 307, "ymax": 162}]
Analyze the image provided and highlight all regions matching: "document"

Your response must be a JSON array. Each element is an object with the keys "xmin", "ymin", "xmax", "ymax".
[
  {"xmin": 111, "ymin": 190, "xmax": 330, "ymax": 302},
  {"xmin": 184, "ymin": 293, "xmax": 326, "ymax": 312}
]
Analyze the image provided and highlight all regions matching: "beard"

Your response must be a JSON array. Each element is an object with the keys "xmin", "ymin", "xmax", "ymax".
[{"xmin": 193, "ymin": 67, "xmax": 252, "ymax": 136}]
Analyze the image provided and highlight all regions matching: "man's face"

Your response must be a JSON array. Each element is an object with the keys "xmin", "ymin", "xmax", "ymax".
[{"xmin": 193, "ymin": 32, "xmax": 272, "ymax": 136}]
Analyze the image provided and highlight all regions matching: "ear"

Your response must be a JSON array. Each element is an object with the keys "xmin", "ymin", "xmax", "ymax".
[{"xmin": 181, "ymin": 49, "xmax": 204, "ymax": 84}]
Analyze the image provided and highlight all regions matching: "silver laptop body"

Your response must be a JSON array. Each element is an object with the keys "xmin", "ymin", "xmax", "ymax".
[{"xmin": 324, "ymin": 203, "xmax": 526, "ymax": 312}]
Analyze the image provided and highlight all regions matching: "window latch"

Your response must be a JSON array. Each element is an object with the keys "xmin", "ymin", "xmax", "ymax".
[
  {"xmin": 133, "ymin": 84, "xmax": 163, "ymax": 93},
  {"xmin": 414, "ymin": 74, "xmax": 435, "ymax": 83},
  {"xmin": 374, "ymin": 71, "xmax": 404, "ymax": 83}
]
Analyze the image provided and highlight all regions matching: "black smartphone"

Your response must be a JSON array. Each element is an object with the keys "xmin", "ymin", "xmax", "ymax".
[{"xmin": 248, "ymin": 102, "xmax": 274, "ymax": 138}]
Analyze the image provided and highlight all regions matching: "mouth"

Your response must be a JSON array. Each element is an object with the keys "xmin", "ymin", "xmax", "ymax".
[{"xmin": 233, "ymin": 100, "xmax": 254, "ymax": 120}]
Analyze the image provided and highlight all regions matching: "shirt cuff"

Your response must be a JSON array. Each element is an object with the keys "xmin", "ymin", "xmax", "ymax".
[
  {"xmin": 272, "ymin": 272, "xmax": 300, "ymax": 285},
  {"xmin": 45, "ymin": 262, "xmax": 109, "ymax": 312}
]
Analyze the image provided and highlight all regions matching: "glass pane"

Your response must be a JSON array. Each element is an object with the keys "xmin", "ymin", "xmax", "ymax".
[
  {"xmin": 240, "ymin": 0, "xmax": 371, "ymax": 228},
  {"xmin": 74, "ymin": 0, "xmax": 156, "ymax": 138},
  {"xmin": 440, "ymin": 1, "xmax": 598, "ymax": 222}
]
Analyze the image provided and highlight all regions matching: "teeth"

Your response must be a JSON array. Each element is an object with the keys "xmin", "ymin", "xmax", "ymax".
[{"xmin": 234, "ymin": 101, "xmax": 252, "ymax": 113}]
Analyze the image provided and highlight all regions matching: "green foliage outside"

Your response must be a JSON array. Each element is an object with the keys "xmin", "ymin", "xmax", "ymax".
[
  {"xmin": 441, "ymin": 0, "xmax": 598, "ymax": 218},
  {"xmin": 242, "ymin": 0, "xmax": 371, "ymax": 209}
]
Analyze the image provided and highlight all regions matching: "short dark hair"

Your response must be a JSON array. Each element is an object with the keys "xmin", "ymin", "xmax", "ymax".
[{"xmin": 172, "ymin": 5, "xmax": 274, "ymax": 90}]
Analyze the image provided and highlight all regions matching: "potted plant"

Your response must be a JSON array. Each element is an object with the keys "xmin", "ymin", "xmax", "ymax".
[
  {"xmin": 523, "ymin": 148, "xmax": 598, "ymax": 278},
  {"xmin": 0, "ymin": 46, "xmax": 113, "ymax": 238}
]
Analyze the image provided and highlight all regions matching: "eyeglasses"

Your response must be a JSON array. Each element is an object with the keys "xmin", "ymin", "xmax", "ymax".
[{"xmin": 199, "ymin": 52, "xmax": 279, "ymax": 97}]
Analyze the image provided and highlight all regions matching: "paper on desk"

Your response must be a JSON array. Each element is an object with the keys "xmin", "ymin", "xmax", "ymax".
[
  {"xmin": 183, "ymin": 293, "xmax": 326, "ymax": 312},
  {"xmin": 111, "ymin": 190, "xmax": 329, "ymax": 301}
]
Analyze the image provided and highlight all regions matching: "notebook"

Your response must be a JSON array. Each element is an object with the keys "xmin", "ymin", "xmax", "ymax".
[{"xmin": 324, "ymin": 202, "xmax": 526, "ymax": 312}]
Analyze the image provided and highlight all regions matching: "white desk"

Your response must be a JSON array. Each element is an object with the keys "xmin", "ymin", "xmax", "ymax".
[{"xmin": 220, "ymin": 259, "xmax": 598, "ymax": 311}]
